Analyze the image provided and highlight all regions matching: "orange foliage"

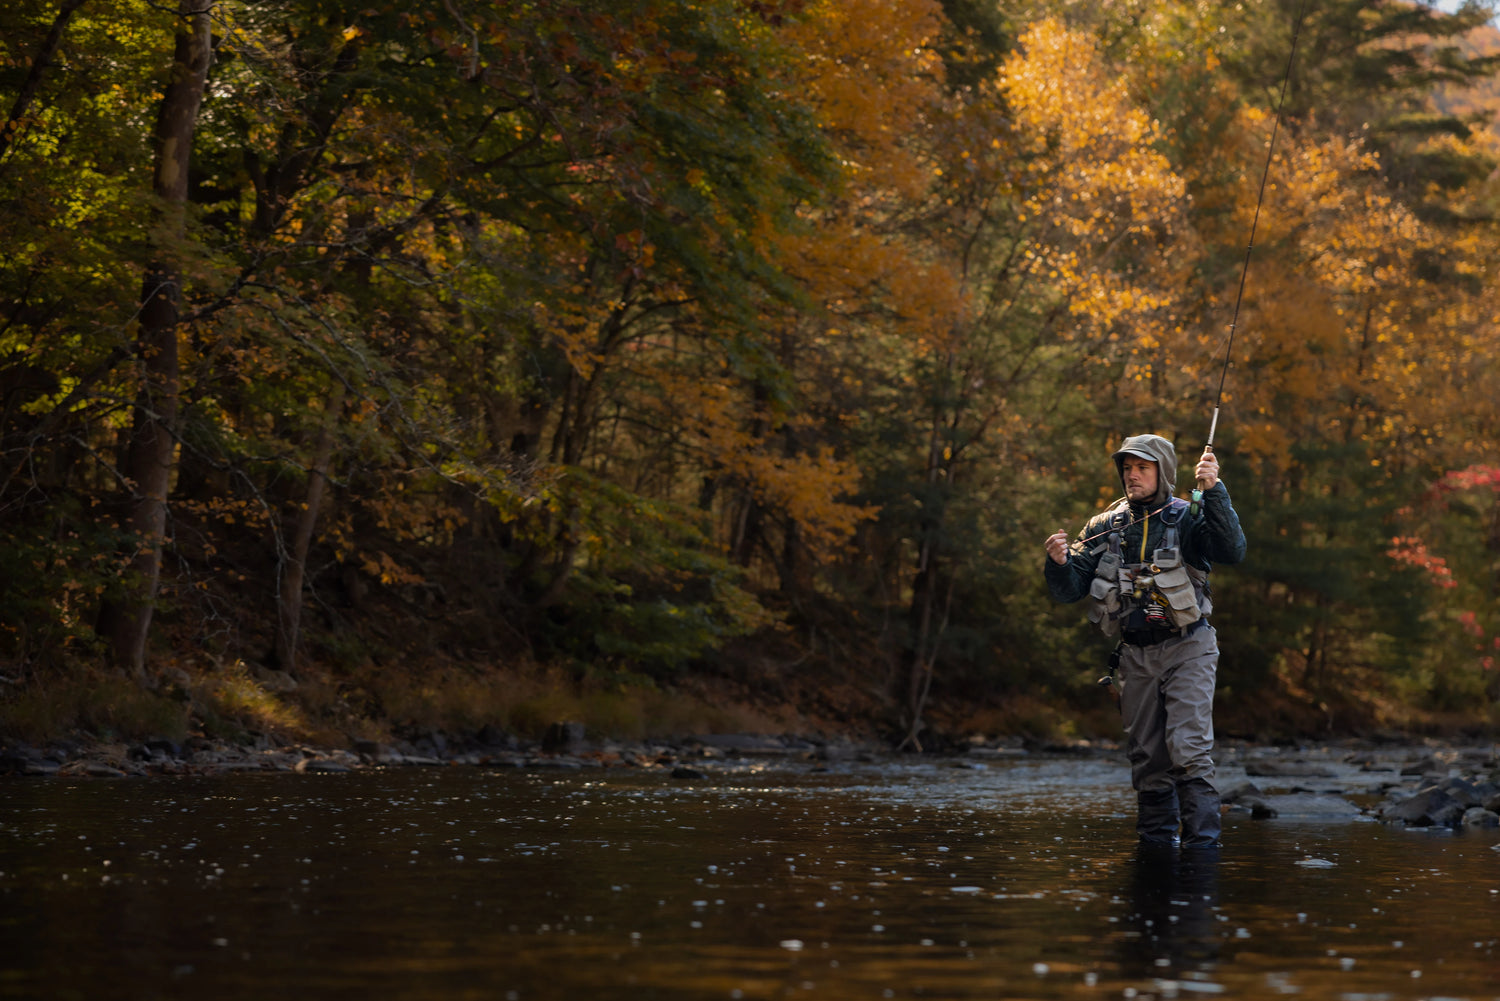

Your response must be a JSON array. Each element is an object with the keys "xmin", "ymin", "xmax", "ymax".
[
  {"xmin": 781, "ymin": 0, "xmax": 947, "ymax": 198},
  {"xmin": 1199, "ymin": 117, "xmax": 1500, "ymax": 482}
]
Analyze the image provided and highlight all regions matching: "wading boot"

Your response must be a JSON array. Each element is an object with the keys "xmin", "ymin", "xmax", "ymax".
[
  {"xmin": 1136, "ymin": 787, "xmax": 1180, "ymax": 845},
  {"xmin": 1177, "ymin": 776, "xmax": 1222, "ymax": 847}
]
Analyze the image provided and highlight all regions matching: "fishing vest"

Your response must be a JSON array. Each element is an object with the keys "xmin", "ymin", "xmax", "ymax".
[{"xmin": 1086, "ymin": 498, "xmax": 1212, "ymax": 638}]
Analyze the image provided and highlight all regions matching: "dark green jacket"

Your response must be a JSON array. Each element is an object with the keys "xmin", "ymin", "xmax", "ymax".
[{"xmin": 1045, "ymin": 481, "xmax": 1246, "ymax": 605}]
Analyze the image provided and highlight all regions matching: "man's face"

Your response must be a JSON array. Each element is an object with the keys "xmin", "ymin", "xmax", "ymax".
[{"xmin": 1121, "ymin": 456, "xmax": 1159, "ymax": 502}]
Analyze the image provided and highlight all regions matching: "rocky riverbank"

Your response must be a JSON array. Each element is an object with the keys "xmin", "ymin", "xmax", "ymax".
[
  {"xmin": 1214, "ymin": 742, "xmax": 1500, "ymax": 830},
  {"xmin": 4, "ymin": 729, "xmax": 1498, "ymax": 831},
  {"xmin": 0, "ymin": 725, "xmax": 882, "ymax": 779}
]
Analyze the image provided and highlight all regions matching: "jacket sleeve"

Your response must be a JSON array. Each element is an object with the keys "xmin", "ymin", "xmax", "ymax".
[
  {"xmin": 1186, "ymin": 481, "xmax": 1246, "ymax": 568},
  {"xmin": 1044, "ymin": 515, "xmax": 1107, "ymax": 604}
]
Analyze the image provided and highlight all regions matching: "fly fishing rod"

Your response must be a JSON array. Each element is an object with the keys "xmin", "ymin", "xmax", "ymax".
[
  {"xmin": 1191, "ymin": 0, "xmax": 1310, "ymax": 517},
  {"xmin": 1057, "ymin": 3, "xmax": 1312, "ymax": 553}
]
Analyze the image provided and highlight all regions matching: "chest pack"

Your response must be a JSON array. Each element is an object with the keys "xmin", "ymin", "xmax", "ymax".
[{"xmin": 1085, "ymin": 498, "xmax": 1211, "ymax": 638}]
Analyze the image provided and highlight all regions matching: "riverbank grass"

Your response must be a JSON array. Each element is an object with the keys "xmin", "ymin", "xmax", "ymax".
[
  {"xmin": 0, "ymin": 658, "xmax": 791, "ymax": 750},
  {"xmin": 0, "ymin": 668, "xmax": 190, "ymax": 744}
]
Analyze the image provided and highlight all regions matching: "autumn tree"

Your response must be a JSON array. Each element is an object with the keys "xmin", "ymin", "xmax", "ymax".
[
  {"xmin": 1124, "ymin": 0, "xmax": 1500, "ymax": 724},
  {"xmin": 94, "ymin": 1, "xmax": 215, "ymax": 679}
]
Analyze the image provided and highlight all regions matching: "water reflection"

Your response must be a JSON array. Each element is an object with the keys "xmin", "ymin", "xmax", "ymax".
[
  {"xmin": 1, "ymin": 760, "xmax": 1498, "ymax": 1000},
  {"xmin": 1121, "ymin": 843, "xmax": 1221, "ymax": 978}
]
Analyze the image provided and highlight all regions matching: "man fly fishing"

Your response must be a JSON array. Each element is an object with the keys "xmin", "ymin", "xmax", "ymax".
[
  {"xmin": 1043, "ymin": 436, "xmax": 1245, "ymax": 847},
  {"xmin": 1039, "ymin": 0, "xmax": 1305, "ymax": 853}
]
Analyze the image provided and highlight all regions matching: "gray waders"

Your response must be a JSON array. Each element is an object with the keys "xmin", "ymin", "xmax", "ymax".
[{"xmin": 1117, "ymin": 623, "xmax": 1221, "ymax": 846}]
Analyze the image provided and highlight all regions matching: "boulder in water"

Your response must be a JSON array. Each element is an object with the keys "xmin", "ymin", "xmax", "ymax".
[
  {"xmin": 1461, "ymin": 807, "xmax": 1499, "ymax": 829},
  {"xmin": 1379, "ymin": 787, "xmax": 1465, "ymax": 828}
]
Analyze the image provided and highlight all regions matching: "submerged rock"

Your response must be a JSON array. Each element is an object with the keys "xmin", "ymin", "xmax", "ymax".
[
  {"xmin": 1256, "ymin": 793, "xmax": 1361, "ymax": 820},
  {"xmin": 294, "ymin": 757, "xmax": 351, "ymax": 774},
  {"xmin": 812, "ymin": 739, "xmax": 868, "ymax": 762},
  {"xmin": 528, "ymin": 756, "xmax": 585, "ymax": 769},
  {"xmin": 397, "ymin": 755, "xmax": 446, "ymax": 767},
  {"xmin": 1244, "ymin": 760, "xmax": 1337, "ymax": 779},
  {"xmin": 1220, "ymin": 781, "xmax": 1264, "ymax": 804},
  {"xmin": 1379, "ymin": 787, "xmax": 1465, "ymax": 828},
  {"xmin": 1246, "ymin": 798, "xmax": 1279, "ymax": 819},
  {"xmin": 965, "ymin": 746, "xmax": 1029, "ymax": 759},
  {"xmin": 1461, "ymin": 807, "xmax": 1500, "ymax": 829},
  {"xmin": 476, "ymin": 754, "xmax": 525, "ymax": 768},
  {"xmin": 1400, "ymin": 755, "xmax": 1441, "ymax": 776},
  {"xmin": 692, "ymin": 734, "xmax": 810, "ymax": 756}
]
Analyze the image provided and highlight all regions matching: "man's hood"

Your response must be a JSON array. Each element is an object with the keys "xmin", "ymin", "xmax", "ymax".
[{"xmin": 1111, "ymin": 434, "xmax": 1177, "ymax": 507}]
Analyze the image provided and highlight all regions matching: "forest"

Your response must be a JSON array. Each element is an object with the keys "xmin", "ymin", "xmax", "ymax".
[{"xmin": 2, "ymin": 0, "xmax": 1499, "ymax": 752}]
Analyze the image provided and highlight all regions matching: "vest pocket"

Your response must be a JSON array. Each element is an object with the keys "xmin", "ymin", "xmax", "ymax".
[
  {"xmin": 1088, "ymin": 575, "xmax": 1122, "ymax": 636},
  {"xmin": 1151, "ymin": 565, "xmax": 1202, "ymax": 627}
]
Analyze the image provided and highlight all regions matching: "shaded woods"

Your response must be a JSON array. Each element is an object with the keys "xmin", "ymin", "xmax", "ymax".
[{"xmin": 2, "ymin": 0, "xmax": 1499, "ymax": 749}]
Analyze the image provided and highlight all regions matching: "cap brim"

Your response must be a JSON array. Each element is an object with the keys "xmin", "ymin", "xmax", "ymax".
[{"xmin": 1112, "ymin": 448, "xmax": 1158, "ymax": 462}]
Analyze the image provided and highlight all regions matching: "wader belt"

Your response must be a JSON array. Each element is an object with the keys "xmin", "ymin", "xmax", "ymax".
[{"xmin": 1121, "ymin": 618, "xmax": 1209, "ymax": 647}]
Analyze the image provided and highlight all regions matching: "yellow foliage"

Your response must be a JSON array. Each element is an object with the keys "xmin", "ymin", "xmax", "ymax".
[
  {"xmin": 997, "ymin": 19, "xmax": 1192, "ymax": 369},
  {"xmin": 359, "ymin": 550, "xmax": 425, "ymax": 587},
  {"xmin": 1000, "ymin": 18, "xmax": 1187, "ymax": 237}
]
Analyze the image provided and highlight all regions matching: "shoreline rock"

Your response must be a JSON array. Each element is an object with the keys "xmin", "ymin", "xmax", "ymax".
[
  {"xmin": 4, "ymin": 730, "xmax": 1496, "ymax": 829},
  {"xmin": 0, "ymin": 729, "xmax": 895, "ymax": 780}
]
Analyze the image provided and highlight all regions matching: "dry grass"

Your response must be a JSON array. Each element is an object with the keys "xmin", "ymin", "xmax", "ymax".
[
  {"xmin": 0, "ymin": 668, "xmax": 190, "ymax": 744},
  {"xmin": 952, "ymin": 694, "xmax": 1081, "ymax": 744},
  {"xmin": 194, "ymin": 661, "xmax": 316, "ymax": 741},
  {"xmin": 306, "ymin": 659, "xmax": 787, "ymax": 744},
  {"xmin": 0, "ymin": 654, "xmax": 810, "ymax": 750}
]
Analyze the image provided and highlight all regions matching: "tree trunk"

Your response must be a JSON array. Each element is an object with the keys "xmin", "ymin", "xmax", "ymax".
[
  {"xmin": 900, "ymin": 560, "xmax": 953, "ymax": 752},
  {"xmin": 0, "ymin": 0, "xmax": 88, "ymax": 173},
  {"xmin": 101, "ymin": 2, "xmax": 212, "ymax": 679},
  {"xmin": 274, "ymin": 382, "xmax": 345, "ymax": 673},
  {"xmin": 899, "ymin": 379, "xmax": 952, "ymax": 749},
  {"xmin": 900, "ymin": 547, "xmax": 937, "ymax": 750}
]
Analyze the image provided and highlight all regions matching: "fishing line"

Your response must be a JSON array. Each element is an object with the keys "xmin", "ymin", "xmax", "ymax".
[
  {"xmin": 1057, "ymin": 3, "xmax": 1311, "ymax": 555},
  {"xmin": 1192, "ymin": 0, "xmax": 1310, "ymax": 514},
  {"xmin": 1076, "ymin": 500, "xmax": 1176, "ymax": 547}
]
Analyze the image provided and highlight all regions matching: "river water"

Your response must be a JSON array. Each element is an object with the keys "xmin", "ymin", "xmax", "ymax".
[{"xmin": 2, "ymin": 754, "xmax": 1498, "ymax": 1000}]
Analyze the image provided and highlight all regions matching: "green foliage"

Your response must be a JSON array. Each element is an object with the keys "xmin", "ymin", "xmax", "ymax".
[
  {"xmin": 932, "ymin": 0, "xmax": 1017, "ymax": 91},
  {"xmin": 512, "ymin": 470, "xmax": 779, "ymax": 675},
  {"xmin": 1223, "ymin": 0, "xmax": 1500, "ymax": 203},
  {"xmin": 0, "ymin": 500, "xmax": 130, "ymax": 668},
  {"xmin": 1213, "ymin": 441, "xmax": 1435, "ymax": 695}
]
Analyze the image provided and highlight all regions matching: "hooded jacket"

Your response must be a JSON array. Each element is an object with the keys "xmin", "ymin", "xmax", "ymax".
[{"xmin": 1045, "ymin": 435, "xmax": 1246, "ymax": 611}]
